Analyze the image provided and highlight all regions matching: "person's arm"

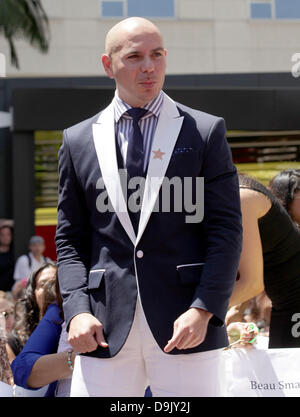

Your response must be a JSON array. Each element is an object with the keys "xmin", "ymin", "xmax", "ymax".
[
  {"xmin": 229, "ymin": 189, "xmax": 265, "ymax": 308},
  {"xmin": 55, "ymin": 129, "xmax": 106, "ymax": 353},
  {"xmin": 189, "ymin": 117, "xmax": 243, "ymax": 324},
  {"xmin": 55, "ymin": 130, "xmax": 92, "ymax": 329},
  {"xmin": 165, "ymin": 117, "xmax": 243, "ymax": 352},
  {"xmin": 225, "ymin": 301, "xmax": 251, "ymax": 326},
  {"xmin": 11, "ymin": 304, "xmax": 62, "ymax": 390},
  {"xmin": 26, "ymin": 350, "xmax": 75, "ymax": 388}
]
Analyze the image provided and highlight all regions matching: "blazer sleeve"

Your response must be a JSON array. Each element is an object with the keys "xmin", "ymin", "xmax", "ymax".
[
  {"xmin": 55, "ymin": 129, "xmax": 92, "ymax": 330},
  {"xmin": 190, "ymin": 117, "xmax": 243, "ymax": 326}
]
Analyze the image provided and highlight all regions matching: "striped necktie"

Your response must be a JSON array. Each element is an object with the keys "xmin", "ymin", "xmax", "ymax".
[
  {"xmin": 126, "ymin": 107, "xmax": 148, "ymax": 179},
  {"xmin": 125, "ymin": 107, "xmax": 148, "ymax": 233}
]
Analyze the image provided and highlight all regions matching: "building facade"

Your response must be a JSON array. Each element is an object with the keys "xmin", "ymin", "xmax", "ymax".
[{"xmin": 0, "ymin": 0, "xmax": 300, "ymax": 77}]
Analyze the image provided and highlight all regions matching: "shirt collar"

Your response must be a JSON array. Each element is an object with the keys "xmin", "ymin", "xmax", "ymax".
[{"xmin": 113, "ymin": 90, "xmax": 164, "ymax": 123}]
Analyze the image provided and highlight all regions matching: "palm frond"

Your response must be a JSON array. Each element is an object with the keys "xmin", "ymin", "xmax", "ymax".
[{"xmin": 0, "ymin": 0, "xmax": 50, "ymax": 69}]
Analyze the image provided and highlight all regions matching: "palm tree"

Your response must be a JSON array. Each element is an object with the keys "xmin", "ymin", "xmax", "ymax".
[{"xmin": 0, "ymin": 0, "xmax": 50, "ymax": 69}]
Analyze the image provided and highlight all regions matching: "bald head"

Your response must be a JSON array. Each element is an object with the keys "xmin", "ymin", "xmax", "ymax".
[
  {"xmin": 105, "ymin": 17, "xmax": 164, "ymax": 57},
  {"xmin": 101, "ymin": 17, "xmax": 166, "ymax": 107}
]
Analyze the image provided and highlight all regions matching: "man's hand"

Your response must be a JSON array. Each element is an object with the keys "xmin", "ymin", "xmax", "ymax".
[
  {"xmin": 68, "ymin": 313, "xmax": 108, "ymax": 353},
  {"xmin": 164, "ymin": 308, "xmax": 213, "ymax": 353}
]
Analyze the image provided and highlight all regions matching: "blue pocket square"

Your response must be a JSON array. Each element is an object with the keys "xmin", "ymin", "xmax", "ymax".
[{"xmin": 173, "ymin": 147, "xmax": 195, "ymax": 155}]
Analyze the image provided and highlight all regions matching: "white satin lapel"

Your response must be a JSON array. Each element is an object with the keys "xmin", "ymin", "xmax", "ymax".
[
  {"xmin": 136, "ymin": 93, "xmax": 184, "ymax": 246},
  {"xmin": 93, "ymin": 104, "xmax": 136, "ymax": 246}
]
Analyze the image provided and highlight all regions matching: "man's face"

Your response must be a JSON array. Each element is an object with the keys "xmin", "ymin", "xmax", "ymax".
[
  {"xmin": 30, "ymin": 242, "xmax": 45, "ymax": 256},
  {"xmin": 0, "ymin": 227, "xmax": 12, "ymax": 246},
  {"xmin": 102, "ymin": 29, "xmax": 166, "ymax": 107},
  {"xmin": 34, "ymin": 266, "xmax": 56, "ymax": 312}
]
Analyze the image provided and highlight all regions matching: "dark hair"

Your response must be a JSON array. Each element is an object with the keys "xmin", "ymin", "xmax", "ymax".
[
  {"xmin": 269, "ymin": 169, "xmax": 300, "ymax": 213},
  {"xmin": 11, "ymin": 262, "xmax": 58, "ymax": 348},
  {"xmin": 237, "ymin": 171, "xmax": 251, "ymax": 185},
  {"xmin": 41, "ymin": 270, "xmax": 64, "ymax": 320},
  {"xmin": 0, "ymin": 225, "xmax": 13, "ymax": 232}
]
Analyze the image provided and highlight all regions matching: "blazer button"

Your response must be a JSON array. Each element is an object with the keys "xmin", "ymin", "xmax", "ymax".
[{"xmin": 136, "ymin": 250, "xmax": 144, "ymax": 259}]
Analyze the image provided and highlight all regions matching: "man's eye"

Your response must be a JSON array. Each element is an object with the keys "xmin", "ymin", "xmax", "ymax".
[{"xmin": 128, "ymin": 55, "xmax": 139, "ymax": 59}]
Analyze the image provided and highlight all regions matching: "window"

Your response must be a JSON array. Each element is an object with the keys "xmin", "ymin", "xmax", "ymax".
[
  {"xmin": 102, "ymin": 1, "xmax": 123, "ymax": 17},
  {"xmin": 250, "ymin": 0, "xmax": 300, "ymax": 19},
  {"xmin": 127, "ymin": 0, "xmax": 174, "ymax": 18},
  {"xmin": 101, "ymin": 0, "xmax": 175, "ymax": 18},
  {"xmin": 250, "ymin": 2, "xmax": 272, "ymax": 19},
  {"xmin": 275, "ymin": 0, "xmax": 300, "ymax": 19}
]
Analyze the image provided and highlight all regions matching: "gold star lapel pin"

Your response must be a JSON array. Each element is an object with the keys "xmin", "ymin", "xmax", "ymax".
[{"xmin": 152, "ymin": 148, "xmax": 165, "ymax": 160}]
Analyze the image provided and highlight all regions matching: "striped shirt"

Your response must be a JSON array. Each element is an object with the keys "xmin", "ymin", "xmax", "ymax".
[{"xmin": 113, "ymin": 90, "xmax": 164, "ymax": 172}]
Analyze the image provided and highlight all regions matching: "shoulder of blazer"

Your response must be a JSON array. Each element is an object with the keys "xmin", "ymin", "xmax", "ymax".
[
  {"xmin": 61, "ymin": 111, "xmax": 104, "ymax": 159},
  {"xmin": 64, "ymin": 110, "xmax": 103, "ymax": 142},
  {"xmin": 175, "ymin": 101, "xmax": 225, "ymax": 138}
]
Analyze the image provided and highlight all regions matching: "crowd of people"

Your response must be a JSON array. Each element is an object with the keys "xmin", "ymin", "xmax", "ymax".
[{"xmin": 0, "ymin": 168, "xmax": 299, "ymax": 397}]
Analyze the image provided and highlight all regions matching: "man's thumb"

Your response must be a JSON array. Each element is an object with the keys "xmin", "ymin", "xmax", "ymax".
[{"xmin": 95, "ymin": 325, "xmax": 108, "ymax": 348}]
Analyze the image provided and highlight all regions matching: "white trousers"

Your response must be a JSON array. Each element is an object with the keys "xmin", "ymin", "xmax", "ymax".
[{"xmin": 70, "ymin": 297, "xmax": 224, "ymax": 397}]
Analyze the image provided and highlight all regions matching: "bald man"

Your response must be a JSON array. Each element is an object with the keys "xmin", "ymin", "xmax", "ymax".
[{"xmin": 55, "ymin": 17, "xmax": 242, "ymax": 396}]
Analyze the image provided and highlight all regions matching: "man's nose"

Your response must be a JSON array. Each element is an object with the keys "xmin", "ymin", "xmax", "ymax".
[{"xmin": 141, "ymin": 57, "xmax": 155, "ymax": 73}]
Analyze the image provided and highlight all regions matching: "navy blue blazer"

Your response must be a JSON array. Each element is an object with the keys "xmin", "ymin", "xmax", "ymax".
[{"xmin": 55, "ymin": 92, "xmax": 242, "ymax": 358}]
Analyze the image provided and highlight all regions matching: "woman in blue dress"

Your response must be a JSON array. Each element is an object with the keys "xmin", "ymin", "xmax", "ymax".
[{"xmin": 11, "ymin": 264, "xmax": 75, "ymax": 397}]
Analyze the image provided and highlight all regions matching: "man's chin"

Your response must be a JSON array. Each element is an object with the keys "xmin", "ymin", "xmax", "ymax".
[{"xmin": 139, "ymin": 88, "xmax": 160, "ymax": 103}]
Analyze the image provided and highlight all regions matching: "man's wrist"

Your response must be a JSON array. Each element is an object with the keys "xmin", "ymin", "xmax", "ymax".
[
  {"xmin": 190, "ymin": 307, "xmax": 213, "ymax": 320},
  {"xmin": 67, "ymin": 311, "xmax": 94, "ymax": 332}
]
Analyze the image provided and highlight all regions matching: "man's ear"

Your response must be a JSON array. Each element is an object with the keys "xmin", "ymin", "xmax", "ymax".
[{"xmin": 101, "ymin": 54, "xmax": 114, "ymax": 79}]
